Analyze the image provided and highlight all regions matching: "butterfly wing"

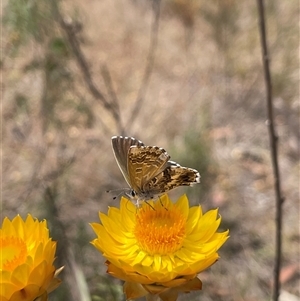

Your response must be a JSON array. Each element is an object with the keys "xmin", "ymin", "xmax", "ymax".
[
  {"xmin": 111, "ymin": 136, "xmax": 144, "ymax": 187},
  {"xmin": 112, "ymin": 136, "xmax": 200, "ymax": 201},
  {"xmin": 127, "ymin": 146, "xmax": 170, "ymax": 194},
  {"xmin": 142, "ymin": 161, "xmax": 200, "ymax": 195}
]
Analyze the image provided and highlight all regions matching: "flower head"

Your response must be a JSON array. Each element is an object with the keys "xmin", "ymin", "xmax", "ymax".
[
  {"xmin": 0, "ymin": 214, "xmax": 62, "ymax": 301},
  {"xmin": 91, "ymin": 194, "xmax": 229, "ymax": 301}
]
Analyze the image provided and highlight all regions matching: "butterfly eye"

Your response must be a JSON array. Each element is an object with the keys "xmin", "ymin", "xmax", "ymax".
[{"xmin": 131, "ymin": 190, "xmax": 136, "ymax": 197}]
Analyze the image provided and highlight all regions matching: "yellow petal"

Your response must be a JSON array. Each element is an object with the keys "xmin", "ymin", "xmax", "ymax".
[
  {"xmin": 124, "ymin": 281, "xmax": 148, "ymax": 299},
  {"xmin": 175, "ymin": 194, "xmax": 189, "ymax": 219},
  {"xmin": 9, "ymin": 284, "xmax": 41, "ymax": 301}
]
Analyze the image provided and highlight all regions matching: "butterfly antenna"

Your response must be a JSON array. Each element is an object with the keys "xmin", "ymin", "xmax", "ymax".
[{"xmin": 106, "ymin": 188, "xmax": 126, "ymax": 200}]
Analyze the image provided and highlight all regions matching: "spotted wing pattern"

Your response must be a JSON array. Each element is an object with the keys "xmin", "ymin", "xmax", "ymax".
[
  {"xmin": 127, "ymin": 145, "xmax": 170, "ymax": 197},
  {"xmin": 142, "ymin": 162, "xmax": 200, "ymax": 196}
]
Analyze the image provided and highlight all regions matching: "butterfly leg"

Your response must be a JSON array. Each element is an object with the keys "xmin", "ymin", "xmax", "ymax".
[{"xmin": 158, "ymin": 196, "xmax": 168, "ymax": 210}]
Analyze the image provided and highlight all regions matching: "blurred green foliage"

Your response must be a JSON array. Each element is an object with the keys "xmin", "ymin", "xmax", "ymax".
[
  {"xmin": 170, "ymin": 129, "xmax": 217, "ymax": 204},
  {"xmin": 4, "ymin": 0, "xmax": 54, "ymax": 52}
]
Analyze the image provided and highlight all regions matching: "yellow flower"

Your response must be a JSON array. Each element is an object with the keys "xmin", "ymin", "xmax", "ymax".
[
  {"xmin": 0, "ymin": 214, "xmax": 63, "ymax": 301},
  {"xmin": 91, "ymin": 194, "xmax": 229, "ymax": 301}
]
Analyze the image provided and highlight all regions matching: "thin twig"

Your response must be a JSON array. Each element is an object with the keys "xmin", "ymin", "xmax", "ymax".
[
  {"xmin": 126, "ymin": 0, "xmax": 161, "ymax": 130},
  {"xmin": 256, "ymin": 1, "xmax": 284, "ymax": 300},
  {"xmin": 51, "ymin": 0, "xmax": 123, "ymax": 133},
  {"xmin": 101, "ymin": 63, "xmax": 120, "ymax": 115}
]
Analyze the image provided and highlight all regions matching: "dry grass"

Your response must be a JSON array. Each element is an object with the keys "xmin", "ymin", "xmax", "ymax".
[{"xmin": 2, "ymin": 0, "xmax": 299, "ymax": 300}]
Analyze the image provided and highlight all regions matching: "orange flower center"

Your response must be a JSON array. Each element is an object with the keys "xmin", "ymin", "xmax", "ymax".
[
  {"xmin": 0, "ymin": 236, "xmax": 27, "ymax": 271},
  {"xmin": 134, "ymin": 204, "xmax": 186, "ymax": 255}
]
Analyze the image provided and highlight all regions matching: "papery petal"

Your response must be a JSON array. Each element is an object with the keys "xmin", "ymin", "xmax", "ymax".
[{"xmin": 124, "ymin": 281, "xmax": 148, "ymax": 299}]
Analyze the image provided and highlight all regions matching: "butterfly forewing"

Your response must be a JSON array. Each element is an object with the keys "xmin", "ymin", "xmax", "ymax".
[
  {"xmin": 111, "ymin": 136, "xmax": 144, "ymax": 187},
  {"xmin": 127, "ymin": 146, "xmax": 170, "ymax": 194}
]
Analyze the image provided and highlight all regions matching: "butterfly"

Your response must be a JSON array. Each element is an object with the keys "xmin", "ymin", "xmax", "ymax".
[{"xmin": 111, "ymin": 136, "xmax": 200, "ymax": 205}]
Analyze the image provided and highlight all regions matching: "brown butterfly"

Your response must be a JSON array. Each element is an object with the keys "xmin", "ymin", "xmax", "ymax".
[{"xmin": 111, "ymin": 136, "xmax": 200, "ymax": 205}]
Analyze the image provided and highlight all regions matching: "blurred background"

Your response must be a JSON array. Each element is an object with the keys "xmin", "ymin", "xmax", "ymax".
[{"xmin": 2, "ymin": 0, "xmax": 299, "ymax": 300}]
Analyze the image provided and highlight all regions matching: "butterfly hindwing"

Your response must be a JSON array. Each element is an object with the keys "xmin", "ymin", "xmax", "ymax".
[
  {"xmin": 127, "ymin": 146, "xmax": 170, "ymax": 194},
  {"xmin": 143, "ymin": 163, "xmax": 200, "ymax": 195}
]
